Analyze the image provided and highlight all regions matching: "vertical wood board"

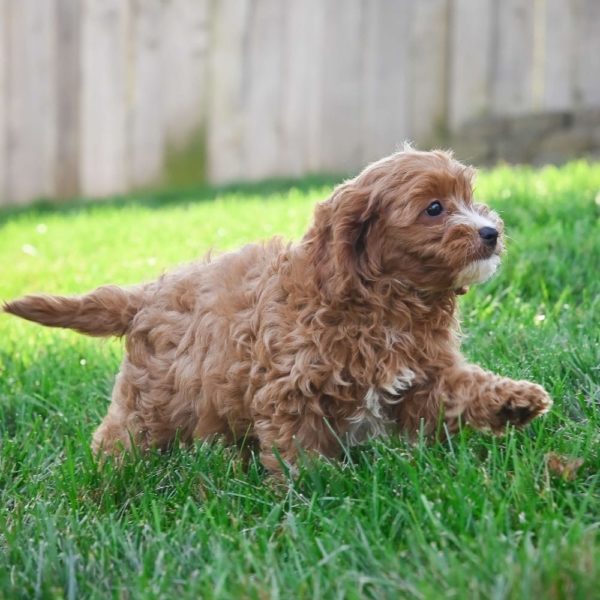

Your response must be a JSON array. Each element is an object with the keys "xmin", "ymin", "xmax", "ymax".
[
  {"xmin": 5, "ymin": 0, "xmax": 57, "ymax": 204},
  {"xmin": 161, "ymin": 0, "xmax": 209, "ymax": 148},
  {"xmin": 362, "ymin": 0, "xmax": 414, "ymax": 162},
  {"xmin": 448, "ymin": 0, "xmax": 495, "ymax": 130},
  {"xmin": 240, "ymin": 0, "xmax": 286, "ymax": 180},
  {"xmin": 55, "ymin": 0, "xmax": 82, "ymax": 198},
  {"xmin": 79, "ymin": 0, "xmax": 129, "ymax": 197},
  {"xmin": 278, "ymin": 0, "xmax": 317, "ymax": 176},
  {"xmin": 572, "ymin": 0, "xmax": 600, "ymax": 106},
  {"xmin": 206, "ymin": 0, "xmax": 251, "ymax": 182},
  {"xmin": 540, "ymin": 0, "xmax": 574, "ymax": 110},
  {"xmin": 318, "ymin": 0, "xmax": 365, "ymax": 173},
  {"xmin": 492, "ymin": 0, "xmax": 536, "ymax": 115},
  {"xmin": 409, "ymin": 0, "xmax": 450, "ymax": 144},
  {"xmin": 0, "ymin": 4, "xmax": 6, "ymax": 202},
  {"xmin": 129, "ymin": 0, "xmax": 164, "ymax": 187}
]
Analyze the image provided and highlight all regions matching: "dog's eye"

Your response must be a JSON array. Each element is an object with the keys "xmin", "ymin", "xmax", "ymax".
[{"xmin": 425, "ymin": 201, "xmax": 444, "ymax": 217}]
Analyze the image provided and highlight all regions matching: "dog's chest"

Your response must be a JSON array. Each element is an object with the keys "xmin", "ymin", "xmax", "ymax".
[{"xmin": 345, "ymin": 369, "xmax": 416, "ymax": 445}]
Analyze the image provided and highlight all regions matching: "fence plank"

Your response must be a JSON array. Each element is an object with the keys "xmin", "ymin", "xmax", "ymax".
[
  {"xmin": 79, "ymin": 0, "xmax": 129, "ymax": 197},
  {"xmin": 362, "ymin": 0, "xmax": 414, "ymax": 162},
  {"xmin": 409, "ymin": 0, "xmax": 449, "ymax": 145},
  {"xmin": 0, "ymin": 4, "xmax": 6, "ymax": 201},
  {"xmin": 55, "ymin": 0, "xmax": 81, "ymax": 198},
  {"xmin": 292, "ymin": 0, "xmax": 328, "ymax": 173},
  {"xmin": 239, "ymin": 0, "xmax": 287, "ymax": 180},
  {"xmin": 492, "ymin": 0, "xmax": 536, "ymax": 115},
  {"xmin": 278, "ymin": 0, "xmax": 317, "ymax": 176},
  {"xmin": 572, "ymin": 0, "xmax": 600, "ymax": 106},
  {"xmin": 129, "ymin": 0, "xmax": 164, "ymax": 188},
  {"xmin": 448, "ymin": 0, "xmax": 494, "ymax": 130},
  {"xmin": 5, "ymin": 0, "xmax": 57, "ymax": 204},
  {"xmin": 206, "ymin": 0, "xmax": 251, "ymax": 182},
  {"xmin": 318, "ymin": 0, "xmax": 364, "ymax": 172},
  {"xmin": 161, "ymin": 0, "xmax": 209, "ymax": 149},
  {"xmin": 539, "ymin": 0, "xmax": 574, "ymax": 111}
]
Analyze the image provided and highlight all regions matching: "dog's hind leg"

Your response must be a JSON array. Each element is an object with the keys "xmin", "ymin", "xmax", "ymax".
[
  {"xmin": 253, "ymin": 409, "xmax": 342, "ymax": 472},
  {"xmin": 91, "ymin": 374, "xmax": 145, "ymax": 456},
  {"xmin": 92, "ymin": 366, "xmax": 198, "ymax": 458},
  {"xmin": 92, "ymin": 408, "xmax": 135, "ymax": 455}
]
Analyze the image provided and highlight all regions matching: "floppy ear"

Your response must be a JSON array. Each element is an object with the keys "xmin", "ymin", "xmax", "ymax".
[
  {"xmin": 329, "ymin": 182, "xmax": 382, "ymax": 298},
  {"xmin": 302, "ymin": 180, "xmax": 384, "ymax": 302}
]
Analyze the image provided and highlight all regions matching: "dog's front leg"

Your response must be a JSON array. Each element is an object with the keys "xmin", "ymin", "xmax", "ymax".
[
  {"xmin": 253, "ymin": 411, "xmax": 342, "ymax": 472},
  {"xmin": 252, "ymin": 386, "xmax": 343, "ymax": 472},
  {"xmin": 438, "ymin": 363, "xmax": 552, "ymax": 432}
]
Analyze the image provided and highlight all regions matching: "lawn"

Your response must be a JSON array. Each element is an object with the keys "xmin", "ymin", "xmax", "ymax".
[{"xmin": 0, "ymin": 163, "xmax": 599, "ymax": 599}]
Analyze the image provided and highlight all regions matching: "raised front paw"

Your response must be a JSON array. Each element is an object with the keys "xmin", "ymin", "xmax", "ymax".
[{"xmin": 492, "ymin": 380, "xmax": 552, "ymax": 431}]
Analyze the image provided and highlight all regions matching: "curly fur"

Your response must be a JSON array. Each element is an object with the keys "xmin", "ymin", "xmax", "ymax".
[{"xmin": 4, "ymin": 148, "xmax": 552, "ymax": 471}]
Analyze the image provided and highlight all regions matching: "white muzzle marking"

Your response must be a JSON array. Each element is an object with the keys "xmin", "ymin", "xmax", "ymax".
[{"xmin": 455, "ymin": 254, "xmax": 501, "ymax": 287}]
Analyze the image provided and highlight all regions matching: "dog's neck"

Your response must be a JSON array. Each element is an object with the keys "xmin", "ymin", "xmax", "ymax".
[
  {"xmin": 289, "ymin": 248, "xmax": 457, "ymax": 330},
  {"xmin": 382, "ymin": 281, "xmax": 458, "ymax": 328},
  {"xmin": 296, "ymin": 236, "xmax": 460, "ymax": 315}
]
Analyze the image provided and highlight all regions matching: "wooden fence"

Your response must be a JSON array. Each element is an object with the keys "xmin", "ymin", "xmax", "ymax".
[
  {"xmin": 1, "ymin": 0, "xmax": 599, "ymax": 206},
  {"xmin": 0, "ymin": 0, "xmax": 209, "ymax": 204}
]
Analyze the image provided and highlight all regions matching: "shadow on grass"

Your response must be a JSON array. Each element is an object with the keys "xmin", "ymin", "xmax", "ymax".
[{"xmin": 0, "ymin": 174, "xmax": 344, "ymax": 226}]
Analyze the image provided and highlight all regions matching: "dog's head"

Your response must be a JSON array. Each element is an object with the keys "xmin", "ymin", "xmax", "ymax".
[{"xmin": 304, "ymin": 148, "xmax": 504, "ymax": 298}]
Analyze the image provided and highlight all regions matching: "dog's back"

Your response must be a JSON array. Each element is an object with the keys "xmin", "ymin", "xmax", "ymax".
[{"xmin": 4, "ymin": 240, "xmax": 286, "ymax": 450}]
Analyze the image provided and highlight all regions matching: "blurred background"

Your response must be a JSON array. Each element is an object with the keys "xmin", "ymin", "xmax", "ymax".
[{"xmin": 0, "ymin": 0, "xmax": 599, "ymax": 207}]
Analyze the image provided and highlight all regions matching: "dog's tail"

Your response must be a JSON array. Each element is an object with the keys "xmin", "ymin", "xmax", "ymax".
[{"xmin": 3, "ymin": 285, "xmax": 146, "ymax": 337}]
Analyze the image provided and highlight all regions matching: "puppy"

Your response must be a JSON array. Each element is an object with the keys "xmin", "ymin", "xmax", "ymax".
[{"xmin": 4, "ymin": 149, "xmax": 552, "ymax": 471}]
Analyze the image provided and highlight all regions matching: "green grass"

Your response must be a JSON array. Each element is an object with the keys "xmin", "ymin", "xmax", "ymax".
[{"xmin": 1, "ymin": 162, "xmax": 599, "ymax": 599}]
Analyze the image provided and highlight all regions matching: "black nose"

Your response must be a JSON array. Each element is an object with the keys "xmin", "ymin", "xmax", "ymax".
[{"xmin": 479, "ymin": 226, "xmax": 498, "ymax": 247}]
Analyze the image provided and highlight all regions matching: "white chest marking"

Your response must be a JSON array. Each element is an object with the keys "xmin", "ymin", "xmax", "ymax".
[{"xmin": 346, "ymin": 369, "xmax": 416, "ymax": 446}]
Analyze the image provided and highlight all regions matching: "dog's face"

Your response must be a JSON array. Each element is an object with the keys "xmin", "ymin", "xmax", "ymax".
[
  {"xmin": 315, "ymin": 149, "xmax": 504, "ymax": 296},
  {"xmin": 378, "ymin": 150, "xmax": 504, "ymax": 292}
]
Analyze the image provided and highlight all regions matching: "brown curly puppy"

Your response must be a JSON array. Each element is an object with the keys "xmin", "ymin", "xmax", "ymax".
[{"xmin": 4, "ymin": 148, "xmax": 552, "ymax": 471}]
